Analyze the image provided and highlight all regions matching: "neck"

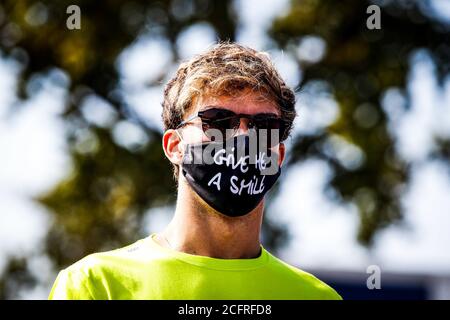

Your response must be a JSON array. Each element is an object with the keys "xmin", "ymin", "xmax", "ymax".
[{"xmin": 158, "ymin": 178, "xmax": 263, "ymax": 259}]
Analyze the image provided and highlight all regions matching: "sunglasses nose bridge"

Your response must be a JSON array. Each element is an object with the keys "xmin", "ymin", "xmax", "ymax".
[{"xmin": 234, "ymin": 115, "xmax": 254, "ymax": 136}]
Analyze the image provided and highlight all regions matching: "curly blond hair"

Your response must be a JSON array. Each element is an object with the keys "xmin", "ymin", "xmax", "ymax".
[{"xmin": 162, "ymin": 42, "xmax": 297, "ymax": 178}]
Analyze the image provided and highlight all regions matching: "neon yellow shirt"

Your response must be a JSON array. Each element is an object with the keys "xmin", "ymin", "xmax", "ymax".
[{"xmin": 49, "ymin": 233, "xmax": 342, "ymax": 300}]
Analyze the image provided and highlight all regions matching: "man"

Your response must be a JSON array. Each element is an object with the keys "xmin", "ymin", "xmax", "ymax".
[{"xmin": 49, "ymin": 42, "xmax": 342, "ymax": 300}]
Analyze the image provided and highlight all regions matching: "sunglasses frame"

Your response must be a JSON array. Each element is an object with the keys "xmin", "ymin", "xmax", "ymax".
[{"xmin": 176, "ymin": 107, "xmax": 288, "ymax": 142}]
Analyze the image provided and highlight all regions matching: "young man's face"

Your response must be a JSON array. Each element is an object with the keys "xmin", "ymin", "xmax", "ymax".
[
  {"xmin": 162, "ymin": 89, "xmax": 286, "ymax": 216},
  {"xmin": 163, "ymin": 89, "xmax": 286, "ymax": 181}
]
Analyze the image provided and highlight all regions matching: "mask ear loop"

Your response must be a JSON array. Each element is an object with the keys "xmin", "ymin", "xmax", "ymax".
[
  {"xmin": 175, "ymin": 129, "xmax": 195, "ymax": 168},
  {"xmin": 175, "ymin": 129, "xmax": 184, "ymax": 143},
  {"xmin": 174, "ymin": 129, "xmax": 186, "ymax": 160}
]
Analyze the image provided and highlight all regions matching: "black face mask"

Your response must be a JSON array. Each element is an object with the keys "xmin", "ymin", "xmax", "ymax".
[{"xmin": 180, "ymin": 134, "xmax": 282, "ymax": 217}]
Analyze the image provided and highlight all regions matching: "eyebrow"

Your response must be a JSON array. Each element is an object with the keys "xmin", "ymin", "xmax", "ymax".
[
  {"xmin": 199, "ymin": 105, "xmax": 228, "ymax": 111},
  {"xmin": 200, "ymin": 106, "xmax": 280, "ymax": 117}
]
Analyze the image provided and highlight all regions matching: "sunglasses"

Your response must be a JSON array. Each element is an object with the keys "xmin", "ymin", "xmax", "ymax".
[{"xmin": 176, "ymin": 107, "xmax": 287, "ymax": 146}]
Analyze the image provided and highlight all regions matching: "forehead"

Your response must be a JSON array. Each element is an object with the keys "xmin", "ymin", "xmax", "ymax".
[{"xmin": 189, "ymin": 90, "xmax": 281, "ymax": 117}]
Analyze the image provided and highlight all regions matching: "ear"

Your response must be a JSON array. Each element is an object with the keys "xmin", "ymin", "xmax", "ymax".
[
  {"xmin": 277, "ymin": 142, "xmax": 286, "ymax": 167},
  {"xmin": 162, "ymin": 129, "xmax": 183, "ymax": 165}
]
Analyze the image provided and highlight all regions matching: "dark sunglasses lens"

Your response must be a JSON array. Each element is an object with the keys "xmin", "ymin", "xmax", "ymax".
[
  {"xmin": 199, "ymin": 109, "xmax": 286, "ymax": 144},
  {"xmin": 253, "ymin": 116, "xmax": 285, "ymax": 146},
  {"xmin": 201, "ymin": 109, "xmax": 239, "ymax": 141},
  {"xmin": 200, "ymin": 108, "xmax": 234, "ymax": 121}
]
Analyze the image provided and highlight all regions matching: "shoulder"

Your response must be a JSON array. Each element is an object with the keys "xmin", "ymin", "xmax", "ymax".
[
  {"xmin": 49, "ymin": 238, "xmax": 151, "ymax": 299},
  {"xmin": 265, "ymin": 251, "xmax": 343, "ymax": 300},
  {"xmin": 65, "ymin": 239, "xmax": 144, "ymax": 274}
]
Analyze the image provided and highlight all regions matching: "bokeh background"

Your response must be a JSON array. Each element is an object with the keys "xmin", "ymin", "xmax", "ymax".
[{"xmin": 0, "ymin": 0, "xmax": 449, "ymax": 299}]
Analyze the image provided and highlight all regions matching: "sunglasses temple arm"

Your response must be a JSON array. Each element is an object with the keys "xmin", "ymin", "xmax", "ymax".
[{"xmin": 176, "ymin": 114, "xmax": 200, "ymax": 128}]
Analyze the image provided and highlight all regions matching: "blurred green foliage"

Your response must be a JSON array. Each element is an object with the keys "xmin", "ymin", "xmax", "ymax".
[
  {"xmin": 270, "ymin": 0, "xmax": 449, "ymax": 245},
  {"xmin": 0, "ymin": 0, "xmax": 448, "ymax": 298}
]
